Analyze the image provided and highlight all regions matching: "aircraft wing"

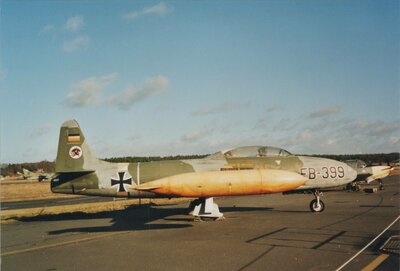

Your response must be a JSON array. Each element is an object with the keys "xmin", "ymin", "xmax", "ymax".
[{"xmin": 354, "ymin": 166, "xmax": 392, "ymax": 184}]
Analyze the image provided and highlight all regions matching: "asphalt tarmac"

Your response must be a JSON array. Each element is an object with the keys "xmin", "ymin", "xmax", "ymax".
[{"xmin": 1, "ymin": 175, "xmax": 399, "ymax": 271}]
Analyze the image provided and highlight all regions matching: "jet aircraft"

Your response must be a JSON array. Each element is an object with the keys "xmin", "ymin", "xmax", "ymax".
[
  {"xmin": 21, "ymin": 168, "xmax": 51, "ymax": 182},
  {"xmin": 344, "ymin": 160, "xmax": 392, "ymax": 190},
  {"xmin": 51, "ymin": 120, "xmax": 356, "ymax": 220}
]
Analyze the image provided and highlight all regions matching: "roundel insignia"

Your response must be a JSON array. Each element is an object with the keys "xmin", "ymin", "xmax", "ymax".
[{"xmin": 69, "ymin": 146, "xmax": 83, "ymax": 159}]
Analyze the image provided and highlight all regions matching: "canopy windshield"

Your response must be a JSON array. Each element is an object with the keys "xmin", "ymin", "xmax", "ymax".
[
  {"xmin": 345, "ymin": 159, "xmax": 367, "ymax": 168},
  {"xmin": 223, "ymin": 146, "xmax": 291, "ymax": 158}
]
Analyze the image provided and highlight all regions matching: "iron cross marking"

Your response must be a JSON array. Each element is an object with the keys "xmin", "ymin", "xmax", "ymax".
[{"xmin": 111, "ymin": 172, "xmax": 132, "ymax": 192}]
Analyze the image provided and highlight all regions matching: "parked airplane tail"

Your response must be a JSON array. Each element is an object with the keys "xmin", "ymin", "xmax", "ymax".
[
  {"xmin": 52, "ymin": 120, "xmax": 113, "ymax": 194},
  {"xmin": 55, "ymin": 119, "xmax": 99, "ymax": 173}
]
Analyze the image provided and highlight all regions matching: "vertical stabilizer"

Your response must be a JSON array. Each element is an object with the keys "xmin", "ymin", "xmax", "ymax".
[{"xmin": 55, "ymin": 120, "xmax": 97, "ymax": 173}]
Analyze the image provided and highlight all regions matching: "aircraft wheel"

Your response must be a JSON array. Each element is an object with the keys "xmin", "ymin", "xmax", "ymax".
[{"xmin": 310, "ymin": 199, "xmax": 325, "ymax": 212}]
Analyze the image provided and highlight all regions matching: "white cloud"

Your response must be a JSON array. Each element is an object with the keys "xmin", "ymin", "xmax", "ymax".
[
  {"xmin": 338, "ymin": 119, "xmax": 400, "ymax": 138},
  {"xmin": 307, "ymin": 106, "xmax": 340, "ymax": 118},
  {"xmin": 115, "ymin": 76, "xmax": 169, "ymax": 110},
  {"xmin": 389, "ymin": 136, "xmax": 399, "ymax": 145},
  {"xmin": 123, "ymin": 2, "xmax": 170, "ymax": 20},
  {"xmin": 31, "ymin": 125, "xmax": 52, "ymax": 137},
  {"xmin": 367, "ymin": 121, "xmax": 400, "ymax": 137},
  {"xmin": 279, "ymin": 118, "xmax": 400, "ymax": 154},
  {"xmin": 64, "ymin": 74, "xmax": 169, "ymax": 109},
  {"xmin": 128, "ymin": 135, "xmax": 142, "ymax": 141},
  {"xmin": 299, "ymin": 130, "xmax": 313, "ymax": 141},
  {"xmin": 267, "ymin": 105, "xmax": 286, "ymax": 113},
  {"xmin": 285, "ymin": 130, "xmax": 313, "ymax": 147},
  {"xmin": 63, "ymin": 35, "xmax": 90, "ymax": 52},
  {"xmin": 181, "ymin": 130, "xmax": 209, "ymax": 143},
  {"xmin": 41, "ymin": 16, "xmax": 88, "ymax": 52},
  {"xmin": 65, "ymin": 16, "xmax": 85, "ymax": 32},
  {"xmin": 273, "ymin": 118, "xmax": 298, "ymax": 131},
  {"xmin": 65, "ymin": 73, "xmax": 118, "ymax": 107},
  {"xmin": 0, "ymin": 68, "xmax": 7, "ymax": 81},
  {"xmin": 255, "ymin": 116, "xmax": 298, "ymax": 131},
  {"xmin": 192, "ymin": 102, "xmax": 237, "ymax": 116},
  {"xmin": 41, "ymin": 24, "xmax": 56, "ymax": 33}
]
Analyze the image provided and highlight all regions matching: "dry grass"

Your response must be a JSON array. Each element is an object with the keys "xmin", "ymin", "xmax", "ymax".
[{"xmin": 0, "ymin": 178, "xmax": 79, "ymax": 202}]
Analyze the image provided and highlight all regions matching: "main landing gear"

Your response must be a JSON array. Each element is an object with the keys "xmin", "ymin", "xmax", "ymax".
[
  {"xmin": 346, "ymin": 182, "xmax": 361, "ymax": 192},
  {"xmin": 309, "ymin": 189, "xmax": 325, "ymax": 212},
  {"xmin": 189, "ymin": 197, "xmax": 224, "ymax": 221},
  {"xmin": 378, "ymin": 179, "xmax": 384, "ymax": 190}
]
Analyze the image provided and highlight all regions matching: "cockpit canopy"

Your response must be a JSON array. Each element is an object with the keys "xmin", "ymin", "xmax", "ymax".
[
  {"xmin": 344, "ymin": 159, "xmax": 367, "ymax": 169},
  {"xmin": 222, "ymin": 146, "xmax": 292, "ymax": 158}
]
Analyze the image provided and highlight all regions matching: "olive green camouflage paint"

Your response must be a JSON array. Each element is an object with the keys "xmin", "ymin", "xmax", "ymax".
[
  {"xmin": 52, "ymin": 120, "xmax": 196, "ymax": 197},
  {"xmin": 51, "ymin": 120, "xmax": 357, "ymax": 198},
  {"xmin": 55, "ymin": 121, "xmax": 86, "ymax": 173}
]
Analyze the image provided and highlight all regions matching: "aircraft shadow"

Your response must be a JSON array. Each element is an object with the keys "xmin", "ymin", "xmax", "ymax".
[
  {"xmin": 220, "ymin": 206, "xmax": 273, "ymax": 213},
  {"xmin": 163, "ymin": 206, "xmax": 275, "ymax": 222},
  {"xmin": 15, "ymin": 205, "xmax": 276, "ymax": 235},
  {"xmin": 46, "ymin": 206, "xmax": 191, "ymax": 234}
]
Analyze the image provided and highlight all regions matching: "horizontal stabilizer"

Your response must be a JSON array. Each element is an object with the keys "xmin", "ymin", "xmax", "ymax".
[{"xmin": 56, "ymin": 169, "xmax": 95, "ymax": 174}]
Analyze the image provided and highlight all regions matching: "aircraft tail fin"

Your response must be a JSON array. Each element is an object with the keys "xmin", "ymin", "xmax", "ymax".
[{"xmin": 55, "ymin": 120, "xmax": 99, "ymax": 173}]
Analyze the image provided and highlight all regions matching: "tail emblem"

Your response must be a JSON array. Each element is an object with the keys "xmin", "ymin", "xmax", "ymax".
[
  {"xmin": 111, "ymin": 172, "xmax": 132, "ymax": 192},
  {"xmin": 69, "ymin": 146, "xmax": 82, "ymax": 159}
]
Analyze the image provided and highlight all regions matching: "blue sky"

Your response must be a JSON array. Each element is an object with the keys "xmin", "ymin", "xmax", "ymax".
[{"xmin": 1, "ymin": 0, "xmax": 399, "ymax": 163}]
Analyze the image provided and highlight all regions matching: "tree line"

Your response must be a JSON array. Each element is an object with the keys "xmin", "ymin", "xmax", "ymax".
[
  {"xmin": 1, "ymin": 161, "xmax": 55, "ymax": 176},
  {"xmin": 1, "ymin": 152, "xmax": 398, "ymax": 176},
  {"xmin": 304, "ymin": 152, "xmax": 399, "ymax": 165}
]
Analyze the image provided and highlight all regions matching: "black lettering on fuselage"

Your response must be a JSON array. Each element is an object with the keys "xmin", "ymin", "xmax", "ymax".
[{"xmin": 301, "ymin": 167, "xmax": 345, "ymax": 180}]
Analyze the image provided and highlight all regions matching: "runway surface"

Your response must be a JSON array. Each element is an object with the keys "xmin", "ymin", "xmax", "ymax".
[{"xmin": 1, "ymin": 175, "xmax": 399, "ymax": 271}]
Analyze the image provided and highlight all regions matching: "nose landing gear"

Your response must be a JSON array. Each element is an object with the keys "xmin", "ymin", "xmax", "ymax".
[{"xmin": 310, "ymin": 190, "xmax": 325, "ymax": 212}]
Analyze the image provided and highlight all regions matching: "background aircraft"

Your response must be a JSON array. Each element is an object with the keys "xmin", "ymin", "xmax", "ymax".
[
  {"xmin": 51, "ymin": 120, "xmax": 356, "ymax": 220},
  {"xmin": 21, "ymin": 168, "xmax": 51, "ymax": 182},
  {"xmin": 344, "ymin": 159, "xmax": 392, "ymax": 190}
]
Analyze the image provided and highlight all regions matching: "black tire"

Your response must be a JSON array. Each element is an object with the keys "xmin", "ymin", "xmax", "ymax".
[{"xmin": 309, "ymin": 199, "xmax": 325, "ymax": 212}]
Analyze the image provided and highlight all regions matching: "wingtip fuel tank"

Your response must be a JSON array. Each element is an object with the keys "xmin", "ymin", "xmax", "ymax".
[{"xmin": 134, "ymin": 169, "xmax": 306, "ymax": 197}]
